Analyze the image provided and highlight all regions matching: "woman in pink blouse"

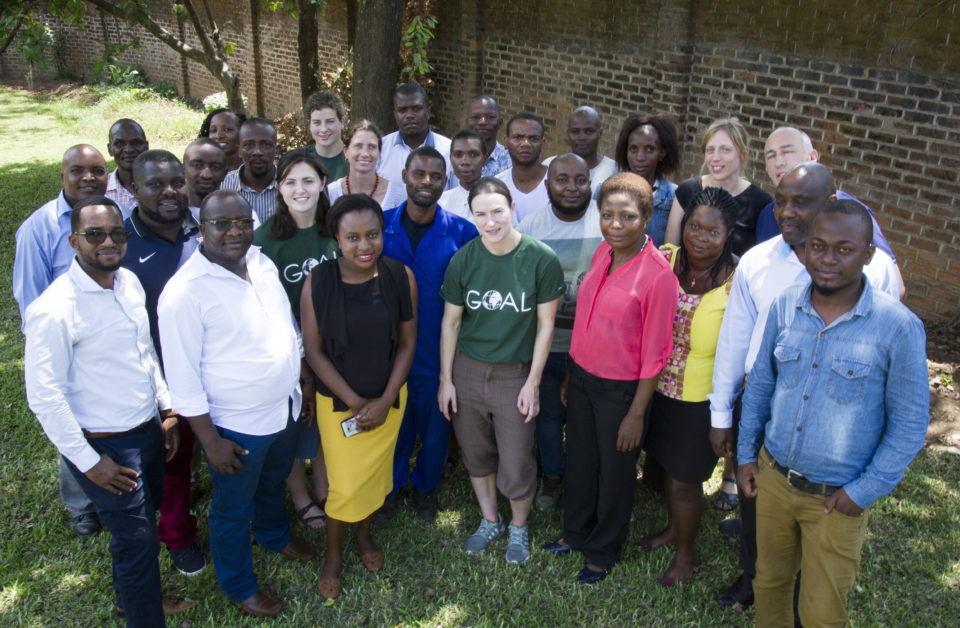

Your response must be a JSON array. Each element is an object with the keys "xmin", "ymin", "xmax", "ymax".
[{"xmin": 542, "ymin": 173, "xmax": 679, "ymax": 584}]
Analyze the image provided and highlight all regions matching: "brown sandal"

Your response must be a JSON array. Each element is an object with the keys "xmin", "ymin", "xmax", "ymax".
[
  {"xmin": 296, "ymin": 501, "xmax": 327, "ymax": 529},
  {"xmin": 317, "ymin": 576, "xmax": 341, "ymax": 600}
]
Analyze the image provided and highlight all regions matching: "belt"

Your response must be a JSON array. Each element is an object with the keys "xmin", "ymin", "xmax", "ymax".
[
  {"xmin": 82, "ymin": 417, "xmax": 156, "ymax": 440},
  {"xmin": 764, "ymin": 446, "xmax": 839, "ymax": 497}
]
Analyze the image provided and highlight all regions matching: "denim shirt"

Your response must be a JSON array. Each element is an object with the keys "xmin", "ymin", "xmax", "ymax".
[
  {"xmin": 738, "ymin": 279, "xmax": 928, "ymax": 509},
  {"xmin": 645, "ymin": 176, "xmax": 677, "ymax": 247}
]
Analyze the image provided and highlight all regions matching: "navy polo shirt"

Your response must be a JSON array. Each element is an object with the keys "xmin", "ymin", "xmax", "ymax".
[{"xmin": 122, "ymin": 208, "xmax": 201, "ymax": 361}]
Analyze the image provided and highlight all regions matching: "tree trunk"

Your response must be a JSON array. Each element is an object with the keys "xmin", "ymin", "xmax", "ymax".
[
  {"xmin": 297, "ymin": 0, "xmax": 319, "ymax": 109},
  {"xmin": 351, "ymin": 0, "xmax": 403, "ymax": 131}
]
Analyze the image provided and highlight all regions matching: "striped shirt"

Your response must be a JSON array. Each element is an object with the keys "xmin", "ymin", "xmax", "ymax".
[{"xmin": 220, "ymin": 166, "xmax": 278, "ymax": 224}]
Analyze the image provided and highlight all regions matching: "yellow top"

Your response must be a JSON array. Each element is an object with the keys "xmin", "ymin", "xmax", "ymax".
[{"xmin": 656, "ymin": 245, "xmax": 734, "ymax": 402}]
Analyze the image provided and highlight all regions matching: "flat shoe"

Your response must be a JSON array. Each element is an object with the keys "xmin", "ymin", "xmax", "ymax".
[
  {"xmin": 715, "ymin": 479, "xmax": 739, "ymax": 511},
  {"xmin": 576, "ymin": 565, "xmax": 609, "ymax": 584},
  {"xmin": 359, "ymin": 549, "xmax": 384, "ymax": 572},
  {"xmin": 278, "ymin": 536, "xmax": 315, "ymax": 562},
  {"xmin": 542, "ymin": 540, "xmax": 572, "ymax": 554},
  {"xmin": 232, "ymin": 591, "xmax": 283, "ymax": 617},
  {"xmin": 317, "ymin": 576, "xmax": 341, "ymax": 600}
]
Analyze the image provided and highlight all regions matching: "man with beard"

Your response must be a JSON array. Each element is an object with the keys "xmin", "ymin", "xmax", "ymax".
[
  {"xmin": 158, "ymin": 190, "xmax": 313, "ymax": 617},
  {"xmin": 738, "ymin": 200, "xmax": 927, "ymax": 626},
  {"xmin": 496, "ymin": 113, "xmax": 549, "ymax": 223},
  {"xmin": 24, "ymin": 196, "xmax": 192, "ymax": 624},
  {"xmin": 439, "ymin": 129, "xmax": 489, "ymax": 221},
  {"xmin": 709, "ymin": 162, "xmax": 900, "ymax": 610},
  {"xmin": 122, "ymin": 150, "xmax": 205, "ymax": 576},
  {"xmin": 543, "ymin": 107, "xmax": 617, "ymax": 197},
  {"xmin": 379, "ymin": 146, "xmax": 478, "ymax": 522},
  {"xmin": 378, "ymin": 83, "xmax": 455, "ymax": 210},
  {"xmin": 14, "ymin": 144, "xmax": 109, "ymax": 536},
  {"xmin": 517, "ymin": 153, "xmax": 603, "ymax": 511},
  {"xmin": 465, "ymin": 95, "xmax": 511, "ymax": 177},
  {"xmin": 220, "ymin": 117, "xmax": 279, "ymax": 223},
  {"xmin": 183, "ymin": 138, "xmax": 228, "ymax": 219},
  {"xmin": 105, "ymin": 118, "xmax": 149, "ymax": 215}
]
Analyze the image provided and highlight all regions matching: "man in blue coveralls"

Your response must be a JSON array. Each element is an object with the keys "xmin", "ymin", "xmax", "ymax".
[{"xmin": 379, "ymin": 146, "xmax": 479, "ymax": 522}]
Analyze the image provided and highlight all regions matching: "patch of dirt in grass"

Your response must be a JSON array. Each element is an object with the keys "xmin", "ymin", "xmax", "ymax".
[{"xmin": 926, "ymin": 322, "xmax": 960, "ymax": 453}]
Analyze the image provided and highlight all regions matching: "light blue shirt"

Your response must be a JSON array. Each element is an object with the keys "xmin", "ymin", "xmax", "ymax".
[
  {"xmin": 13, "ymin": 191, "xmax": 75, "ymax": 328},
  {"xmin": 738, "ymin": 279, "xmax": 928, "ymax": 508},
  {"xmin": 482, "ymin": 141, "xmax": 512, "ymax": 178}
]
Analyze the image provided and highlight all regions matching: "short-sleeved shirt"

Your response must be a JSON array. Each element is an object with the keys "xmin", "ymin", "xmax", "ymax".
[
  {"xmin": 220, "ymin": 166, "xmax": 279, "ymax": 224},
  {"xmin": 569, "ymin": 239, "xmax": 679, "ymax": 381},
  {"xmin": 253, "ymin": 217, "xmax": 340, "ymax": 319},
  {"xmin": 675, "ymin": 177, "xmax": 772, "ymax": 256},
  {"xmin": 495, "ymin": 168, "xmax": 550, "ymax": 223},
  {"xmin": 517, "ymin": 202, "xmax": 603, "ymax": 352},
  {"xmin": 655, "ymin": 245, "xmax": 734, "ymax": 402},
  {"xmin": 441, "ymin": 235, "xmax": 564, "ymax": 365},
  {"xmin": 305, "ymin": 144, "xmax": 349, "ymax": 182}
]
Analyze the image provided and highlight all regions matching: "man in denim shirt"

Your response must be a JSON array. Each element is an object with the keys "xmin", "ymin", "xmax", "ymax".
[{"xmin": 737, "ymin": 200, "xmax": 928, "ymax": 627}]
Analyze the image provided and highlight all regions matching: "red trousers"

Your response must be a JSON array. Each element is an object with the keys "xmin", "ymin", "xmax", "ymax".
[{"xmin": 157, "ymin": 420, "xmax": 198, "ymax": 549}]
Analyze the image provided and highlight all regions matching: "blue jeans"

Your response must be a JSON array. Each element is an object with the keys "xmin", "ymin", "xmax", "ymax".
[
  {"xmin": 391, "ymin": 375, "xmax": 450, "ymax": 495},
  {"xmin": 205, "ymin": 417, "xmax": 298, "ymax": 602},
  {"xmin": 535, "ymin": 352, "xmax": 568, "ymax": 477},
  {"xmin": 65, "ymin": 418, "xmax": 165, "ymax": 628}
]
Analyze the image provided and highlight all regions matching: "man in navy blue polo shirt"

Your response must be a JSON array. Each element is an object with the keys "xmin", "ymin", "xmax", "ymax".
[
  {"xmin": 122, "ymin": 149, "xmax": 205, "ymax": 576},
  {"xmin": 379, "ymin": 146, "xmax": 478, "ymax": 522}
]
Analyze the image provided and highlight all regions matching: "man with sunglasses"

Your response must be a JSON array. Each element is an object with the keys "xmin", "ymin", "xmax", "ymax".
[
  {"xmin": 158, "ymin": 190, "xmax": 313, "ymax": 617},
  {"xmin": 24, "ymin": 196, "xmax": 192, "ymax": 625},
  {"xmin": 14, "ymin": 143, "xmax": 109, "ymax": 537},
  {"xmin": 122, "ymin": 150, "xmax": 205, "ymax": 577}
]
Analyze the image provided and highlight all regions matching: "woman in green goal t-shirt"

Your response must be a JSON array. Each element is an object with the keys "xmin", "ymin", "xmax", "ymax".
[{"xmin": 438, "ymin": 176, "xmax": 564, "ymax": 566}]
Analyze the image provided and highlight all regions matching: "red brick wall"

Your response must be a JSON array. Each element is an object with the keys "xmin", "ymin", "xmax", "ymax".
[{"xmin": 4, "ymin": 0, "xmax": 958, "ymax": 320}]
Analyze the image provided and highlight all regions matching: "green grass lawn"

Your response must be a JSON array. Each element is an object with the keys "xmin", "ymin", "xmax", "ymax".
[{"xmin": 0, "ymin": 83, "xmax": 957, "ymax": 626}]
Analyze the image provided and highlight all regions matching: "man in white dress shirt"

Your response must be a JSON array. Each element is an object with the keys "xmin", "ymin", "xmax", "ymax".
[
  {"xmin": 24, "ymin": 196, "xmax": 190, "ymax": 626},
  {"xmin": 157, "ymin": 190, "xmax": 314, "ymax": 617},
  {"xmin": 709, "ymin": 162, "xmax": 900, "ymax": 610},
  {"xmin": 378, "ymin": 82, "xmax": 455, "ymax": 210}
]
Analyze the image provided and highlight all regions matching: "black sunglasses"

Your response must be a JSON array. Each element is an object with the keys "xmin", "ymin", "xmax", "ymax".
[
  {"xmin": 73, "ymin": 229, "xmax": 130, "ymax": 244},
  {"xmin": 203, "ymin": 218, "xmax": 256, "ymax": 231}
]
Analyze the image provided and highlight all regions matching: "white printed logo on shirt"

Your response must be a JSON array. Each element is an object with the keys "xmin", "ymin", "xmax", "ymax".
[{"xmin": 465, "ymin": 289, "xmax": 532, "ymax": 312}]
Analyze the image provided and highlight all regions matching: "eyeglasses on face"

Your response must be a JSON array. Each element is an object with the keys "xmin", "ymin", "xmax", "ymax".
[
  {"xmin": 72, "ymin": 229, "xmax": 130, "ymax": 244},
  {"xmin": 202, "ymin": 218, "xmax": 256, "ymax": 231}
]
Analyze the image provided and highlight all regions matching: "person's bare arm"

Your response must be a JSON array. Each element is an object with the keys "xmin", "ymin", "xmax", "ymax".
[
  {"xmin": 517, "ymin": 299, "xmax": 558, "ymax": 422},
  {"xmin": 437, "ymin": 302, "xmax": 464, "ymax": 421}
]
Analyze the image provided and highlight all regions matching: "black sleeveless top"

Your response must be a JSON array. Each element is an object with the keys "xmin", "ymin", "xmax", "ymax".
[
  {"xmin": 309, "ymin": 255, "xmax": 413, "ymax": 410},
  {"xmin": 675, "ymin": 177, "xmax": 773, "ymax": 256}
]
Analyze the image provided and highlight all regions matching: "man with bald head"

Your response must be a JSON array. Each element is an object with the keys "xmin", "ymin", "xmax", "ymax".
[
  {"xmin": 14, "ymin": 144, "xmax": 110, "ymax": 535},
  {"xmin": 518, "ymin": 153, "xmax": 603, "ymax": 510},
  {"xmin": 756, "ymin": 126, "xmax": 895, "ymax": 262},
  {"xmin": 466, "ymin": 95, "xmax": 512, "ymax": 177},
  {"xmin": 183, "ymin": 138, "xmax": 228, "ymax": 218},
  {"xmin": 544, "ymin": 106, "xmax": 617, "ymax": 196},
  {"xmin": 106, "ymin": 118, "xmax": 149, "ymax": 214},
  {"xmin": 710, "ymin": 162, "xmax": 901, "ymax": 609}
]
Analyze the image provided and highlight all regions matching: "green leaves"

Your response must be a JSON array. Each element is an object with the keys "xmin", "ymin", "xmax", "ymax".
[{"xmin": 400, "ymin": 15, "xmax": 437, "ymax": 79}]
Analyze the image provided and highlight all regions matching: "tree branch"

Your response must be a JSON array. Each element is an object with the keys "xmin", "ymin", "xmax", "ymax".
[
  {"xmin": 0, "ymin": 14, "xmax": 26, "ymax": 57},
  {"xmin": 83, "ymin": 0, "xmax": 207, "ymax": 63}
]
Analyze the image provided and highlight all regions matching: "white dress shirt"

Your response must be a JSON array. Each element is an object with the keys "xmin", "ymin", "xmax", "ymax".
[
  {"xmin": 158, "ymin": 246, "xmax": 302, "ymax": 435},
  {"xmin": 708, "ymin": 235, "xmax": 901, "ymax": 428},
  {"xmin": 24, "ymin": 260, "xmax": 170, "ymax": 473},
  {"xmin": 376, "ymin": 129, "xmax": 456, "ymax": 210}
]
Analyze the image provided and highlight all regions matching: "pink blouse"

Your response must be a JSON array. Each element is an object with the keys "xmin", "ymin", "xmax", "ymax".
[{"xmin": 569, "ymin": 239, "xmax": 679, "ymax": 381}]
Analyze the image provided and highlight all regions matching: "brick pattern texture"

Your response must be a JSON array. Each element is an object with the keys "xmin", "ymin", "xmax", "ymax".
[{"xmin": 2, "ymin": 0, "xmax": 957, "ymax": 321}]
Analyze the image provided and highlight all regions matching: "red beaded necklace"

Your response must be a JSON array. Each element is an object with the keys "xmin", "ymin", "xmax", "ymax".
[{"xmin": 344, "ymin": 174, "xmax": 380, "ymax": 197}]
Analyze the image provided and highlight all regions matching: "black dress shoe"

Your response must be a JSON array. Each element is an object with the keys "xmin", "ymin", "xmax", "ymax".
[
  {"xmin": 413, "ymin": 489, "xmax": 438, "ymax": 523},
  {"xmin": 73, "ymin": 513, "xmax": 101, "ymax": 536},
  {"xmin": 717, "ymin": 572, "xmax": 754, "ymax": 608},
  {"xmin": 374, "ymin": 493, "xmax": 399, "ymax": 524},
  {"xmin": 576, "ymin": 565, "xmax": 608, "ymax": 584},
  {"xmin": 542, "ymin": 540, "xmax": 572, "ymax": 554}
]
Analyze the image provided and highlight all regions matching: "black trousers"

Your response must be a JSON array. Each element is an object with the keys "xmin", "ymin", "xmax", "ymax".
[{"xmin": 563, "ymin": 362, "xmax": 641, "ymax": 570}]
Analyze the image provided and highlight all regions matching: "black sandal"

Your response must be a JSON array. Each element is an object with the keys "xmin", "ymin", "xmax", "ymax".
[
  {"xmin": 296, "ymin": 500, "xmax": 327, "ymax": 529},
  {"xmin": 715, "ymin": 478, "xmax": 739, "ymax": 511}
]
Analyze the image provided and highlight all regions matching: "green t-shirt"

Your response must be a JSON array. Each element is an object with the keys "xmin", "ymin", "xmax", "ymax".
[
  {"xmin": 253, "ymin": 217, "xmax": 340, "ymax": 319},
  {"xmin": 440, "ymin": 234, "xmax": 564, "ymax": 364},
  {"xmin": 305, "ymin": 144, "xmax": 349, "ymax": 181}
]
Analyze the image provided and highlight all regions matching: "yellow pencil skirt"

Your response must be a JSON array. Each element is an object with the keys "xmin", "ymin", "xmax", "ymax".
[{"xmin": 317, "ymin": 385, "xmax": 406, "ymax": 523}]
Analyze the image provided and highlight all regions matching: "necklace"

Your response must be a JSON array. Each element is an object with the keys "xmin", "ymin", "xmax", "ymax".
[
  {"xmin": 344, "ymin": 174, "xmax": 379, "ymax": 197},
  {"xmin": 685, "ymin": 266, "xmax": 711, "ymax": 287}
]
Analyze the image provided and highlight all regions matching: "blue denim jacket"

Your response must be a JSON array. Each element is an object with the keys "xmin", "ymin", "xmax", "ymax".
[
  {"xmin": 645, "ymin": 176, "xmax": 677, "ymax": 247},
  {"xmin": 738, "ymin": 279, "xmax": 928, "ymax": 508}
]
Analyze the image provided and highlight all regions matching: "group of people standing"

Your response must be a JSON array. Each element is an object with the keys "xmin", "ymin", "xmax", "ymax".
[{"xmin": 15, "ymin": 80, "xmax": 929, "ymax": 627}]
